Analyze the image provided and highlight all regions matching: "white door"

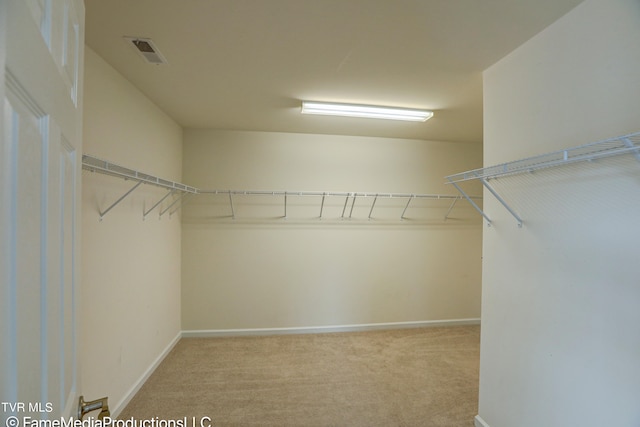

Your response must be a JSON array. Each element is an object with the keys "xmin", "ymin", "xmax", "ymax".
[{"xmin": 1, "ymin": 0, "xmax": 84, "ymax": 422}]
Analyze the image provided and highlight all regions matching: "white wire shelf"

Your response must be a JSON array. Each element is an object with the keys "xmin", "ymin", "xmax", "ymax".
[
  {"xmin": 445, "ymin": 131, "xmax": 640, "ymax": 227},
  {"xmin": 82, "ymin": 154, "xmax": 198, "ymax": 220},
  {"xmin": 83, "ymin": 154, "xmax": 482, "ymax": 222},
  {"xmin": 199, "ymin": 190, "xmax": 481, "ymax": 221},
  {"xmin": 82, "ymin": 155, "xmax": 198, "ymax": 193},
  {"xmin": 446, "ymin": 132, "xmax": 640, "ymax": 183}
]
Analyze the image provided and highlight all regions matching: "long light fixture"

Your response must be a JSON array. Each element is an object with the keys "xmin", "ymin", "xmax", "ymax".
[{"xmin": 301, "ymin": 101, "xmax": 433, "ymax": 122}]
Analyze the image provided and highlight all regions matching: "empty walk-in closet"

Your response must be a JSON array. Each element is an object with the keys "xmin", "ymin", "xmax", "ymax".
[{"xmin": 3, "ymin": 1, "xmax": 640, "ymax": 426}]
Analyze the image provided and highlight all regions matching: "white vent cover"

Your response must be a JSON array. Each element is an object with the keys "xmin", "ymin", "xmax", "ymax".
[{"xmin": 124, "ymin": 37, "xmax": 168, "ymax": 65}]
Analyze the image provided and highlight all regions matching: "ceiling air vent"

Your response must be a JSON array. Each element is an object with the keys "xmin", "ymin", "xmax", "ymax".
[{"xmin": 124, "ymin": 37, "xmax": 168, "ymax": 65}]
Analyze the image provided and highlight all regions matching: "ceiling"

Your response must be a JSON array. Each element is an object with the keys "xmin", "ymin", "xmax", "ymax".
[{"xmin": 84, "ymin": 0, "xmax": 583, "ymax": 143}]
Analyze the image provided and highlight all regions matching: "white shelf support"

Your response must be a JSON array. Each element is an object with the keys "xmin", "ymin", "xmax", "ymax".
[
  {"xmin": 143, "ymin": 189, "xmax": 175, "ymax": 220},
  {"xmin": 481, "ymin": 178, "xmax": 523, "ymax": 228},
  {"xmin": 447, "ymin": 178, "xmax": 492, "ymax": 226},
  {"xmin": 623, "ymin": 137, "xmax": 640, "ymax": 162},
  {"xmin": 443, "ymin": 196, "xmax": 460, "ymax": 222},
  {"xmin": 159, "ymin": 193, "xmax": 186, "ymax": 218},
  {"xmin": 349, "ymin": 194, "xmax": 358, "ymax": 218},
  {"xmin": 341, "ymin": 194, "xmax": 350, "ymax": 218},
  {"xmin": 169, "ymin": 193, "xmax": 193, "ymax": 217},
  {"xmin": 98, "ymin": 180, "xmax": 143, "ymax": 221},
  {"xmin": 368, "ymin": 194, "xmax": 378, "ymax": 220},
  {"xmin": 400, "ymin": 195, "xmax": 414, "ymax": 220},
  {"xmin": 284, "ymin": 192, "xmax": 288, "ymax": 219},
  {"xmin": 319, "ymin": 193, "xmax": 326, "ymax": 219},
  {"xmin": 228, "ymin": 191, "xmax": 235, "ymax": 219}
]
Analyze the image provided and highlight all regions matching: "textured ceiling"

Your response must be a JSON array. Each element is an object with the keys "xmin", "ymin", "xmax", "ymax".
[{"xmin": 84, "ymin": 0, "xmax": 583, "ymax": 142}]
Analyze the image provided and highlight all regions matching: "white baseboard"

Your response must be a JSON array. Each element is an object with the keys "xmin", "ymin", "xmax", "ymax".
[
  {"xmin": 475, "ymin": 415, "xmax": 490, "ymax": 427},
  {"xmin": 182, "ymin": 318, "xmax": 480, "ymax": 338},
  {"xmin": 110, "ymin": 331, "xmax": 182, "ymax": 417}
]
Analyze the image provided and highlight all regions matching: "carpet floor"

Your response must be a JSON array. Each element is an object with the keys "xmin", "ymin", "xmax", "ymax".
[{"xmin": 118, "ymin": 325, "xmax": 480, "ymax": 427}]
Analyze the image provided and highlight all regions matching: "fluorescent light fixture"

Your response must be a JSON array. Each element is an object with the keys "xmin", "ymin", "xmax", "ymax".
[{"xmin": 301, "ymin": 101, "xmax": 433, "ymax": 122}]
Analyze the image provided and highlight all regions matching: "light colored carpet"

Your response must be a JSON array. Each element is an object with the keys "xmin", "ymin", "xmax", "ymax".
[{"xmin": 118, "ymin": 325, "xmax": 480, "ymax": 426}]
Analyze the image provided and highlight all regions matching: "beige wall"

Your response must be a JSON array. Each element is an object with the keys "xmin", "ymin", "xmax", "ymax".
[
  {"xmin": 81, "ymin": 47, "xmax": 183, "ymax": 414},
  {"xmin": 479, "ymin": 0, "xmax": 640, "ymax": 426},
  {"xmin": 182, "ymin": 130, "xmax": 483, "ymax": 331}
]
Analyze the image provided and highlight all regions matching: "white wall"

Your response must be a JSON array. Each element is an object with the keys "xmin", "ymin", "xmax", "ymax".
[
  {"xmin": 479, "ymin": 1, "xmax": 640, "ymax": 426},
  {"xmin": 81, "ymin": 47, "xmax": 183, "ymax": 414},
  {"xmin": 181, "ymin": 130, "xmax": 483, "ymax": 331}
]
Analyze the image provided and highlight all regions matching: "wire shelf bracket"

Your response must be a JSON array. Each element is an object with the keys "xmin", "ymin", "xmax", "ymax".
[
  {"xmin": 443, "ymin": 196, "xmax": 461, "ymax": 222},
  {"xmin": 445, "ymin": 131, "xmax": 640, "ymax": 227},
  {"xmin": 159, "ymin": 193, "xmax": 185, "ymax": 218},
  {"xmin": 143, "ymin": 189, "xmax": 175, "ymax": 220},
  {"xmin": 98, "ymin": 180, "xmax": 143, "ymax": 221}
]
